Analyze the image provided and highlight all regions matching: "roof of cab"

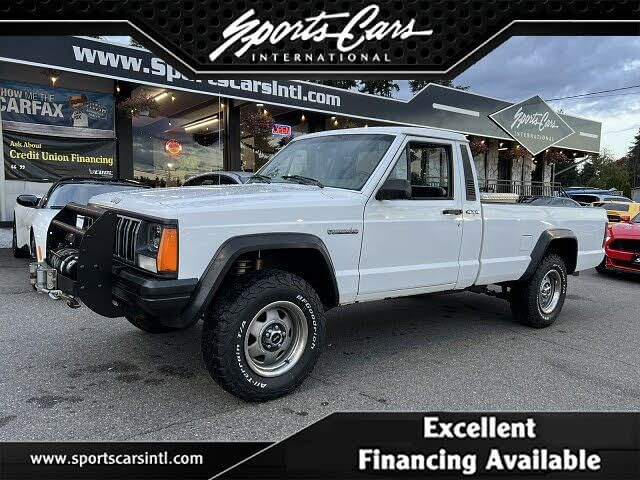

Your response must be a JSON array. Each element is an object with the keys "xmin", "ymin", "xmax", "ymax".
[{"xmin": 294, "ymin": 126, "xmax": 468, "ymax": 142}]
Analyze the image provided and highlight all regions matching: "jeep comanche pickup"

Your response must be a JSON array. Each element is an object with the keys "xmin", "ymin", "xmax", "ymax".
[{"xmin": 33, "ymin": 127, "xmax": 607, "ymax": 401}]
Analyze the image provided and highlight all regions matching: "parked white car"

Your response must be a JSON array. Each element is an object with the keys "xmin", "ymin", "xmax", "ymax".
[
  {"xmin": 34, "ymin": 127, "xmax": 607, "ymax": 401},
  {"xmin": 13, "ymin": 178, "xmax": 147, "ymax": 260}
]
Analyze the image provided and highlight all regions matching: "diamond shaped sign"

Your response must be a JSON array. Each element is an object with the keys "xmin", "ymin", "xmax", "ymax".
[{"xmin": 489, "ymin": 95, "xmax": 575, "ymax": 155}]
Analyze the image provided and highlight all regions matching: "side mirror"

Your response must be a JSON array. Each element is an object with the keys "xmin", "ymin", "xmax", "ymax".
[
  {"xmin": 16, "ymin": 194, "xmax": 40, "ymax": 208},
  {"xmin": 375, "ymin": 179, "xmax": 411, "ymax": 200},
  {"xmin": 620, "ymin": 214, "xmax": 631, "ymax": 223}
]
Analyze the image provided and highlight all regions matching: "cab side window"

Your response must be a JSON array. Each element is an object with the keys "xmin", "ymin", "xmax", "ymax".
[{"xmin": 387, "ymin": 142, "xmax": 453, "ymax": 199}]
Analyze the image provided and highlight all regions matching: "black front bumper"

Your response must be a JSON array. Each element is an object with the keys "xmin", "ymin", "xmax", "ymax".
[
  {"xmin": 112, "ymin": 268, "xmax": 198, "ymax": 321},
  {"xmin": 46, "ymin": 203, "xmax": 198, "ymax": 328}
]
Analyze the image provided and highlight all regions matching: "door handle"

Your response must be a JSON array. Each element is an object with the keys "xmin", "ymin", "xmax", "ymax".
[{"xmin": 442, "ymin": 209, "xmax": 463, "ymax": 215}]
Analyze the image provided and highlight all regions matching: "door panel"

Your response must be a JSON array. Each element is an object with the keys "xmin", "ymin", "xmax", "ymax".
[{"xmin": 358, "ymin": 139, "xmax": 463, "ymax": 296}]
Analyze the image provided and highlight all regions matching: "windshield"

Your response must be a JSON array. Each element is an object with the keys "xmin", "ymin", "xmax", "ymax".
[
  {"xmin": 46, "ymin": 183, "xmax": 142, "ymax": 208},
  {"xmin": 255, "ymin": 134, "xmax": 395, "ymax": 190},
  {"xmin": 597, "ymin": 202, "xmax": 630, "ymax": 212}
]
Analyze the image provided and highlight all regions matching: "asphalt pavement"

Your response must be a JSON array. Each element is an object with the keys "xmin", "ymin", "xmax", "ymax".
[{"xmin": 1, "ymin": 248, "xmax": 639, "ymax": 442}]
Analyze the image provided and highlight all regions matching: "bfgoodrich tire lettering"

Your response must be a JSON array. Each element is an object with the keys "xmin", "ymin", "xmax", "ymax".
[
  {"xmin": 202, "ymin": 269, "xmax": 325, "ymax": 402},
  {"xmin": 510, "ymin": 254, "xmax": 568, "ymax": 328}
]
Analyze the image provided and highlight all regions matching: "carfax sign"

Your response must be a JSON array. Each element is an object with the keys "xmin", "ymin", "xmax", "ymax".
[
  {"xmin": 0, "ymin": 80, "xmax": 114, "ymax": 132},
  {"xmin": 489, "ymin": 95, "xmax": 575, "ymax": 155}
]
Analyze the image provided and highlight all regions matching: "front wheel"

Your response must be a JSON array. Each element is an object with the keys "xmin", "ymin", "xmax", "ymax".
[
  {"xmin": 202, "ymin": 269, "xmax": 325, "ymax": 402},
  {"xmin": 510, "ymin": 254, "xmax": 567, "ymax": 328}
]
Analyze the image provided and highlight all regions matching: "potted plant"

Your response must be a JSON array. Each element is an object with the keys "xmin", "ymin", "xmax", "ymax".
[{"xmin": 469, "ymin": 137, "xmax": 488, "ymax": 157}]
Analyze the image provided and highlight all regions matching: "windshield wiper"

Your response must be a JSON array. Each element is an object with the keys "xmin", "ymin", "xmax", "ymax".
[
  {"xmin": 248, "ymin": 174, "xmax": 272, "ymax": 183},
  {"xmin": 281, "ymin": 175, "xmax": 324, "ymax": 188}
]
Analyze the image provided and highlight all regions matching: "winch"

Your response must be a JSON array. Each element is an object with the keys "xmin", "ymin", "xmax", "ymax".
[{"xmin": 48, "ymin": 247, "xmax": 80, "ymax": 279}]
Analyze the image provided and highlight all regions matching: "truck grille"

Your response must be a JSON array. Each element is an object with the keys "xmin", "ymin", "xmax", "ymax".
[{"xmin": 114, "ymin": 216, "xmax": 141, "ymax": 262}]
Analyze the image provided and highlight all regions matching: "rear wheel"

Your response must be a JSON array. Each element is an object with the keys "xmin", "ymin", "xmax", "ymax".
[
  {"xmin": 202, "ymin": 269, "xmax": 325, "ymax": 402},
  {"xmin": 510, "ymin": 254, "xmax": 568, "ymax": 328},
  {"xmin": 12, "ymin": 219, "xmax": 29, "ymax": 258}
]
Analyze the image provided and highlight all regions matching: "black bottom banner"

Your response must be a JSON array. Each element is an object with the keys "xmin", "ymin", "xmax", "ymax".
[{"xmin": 3, "ymin": 413, "xmax": 640, "ymax": 479}]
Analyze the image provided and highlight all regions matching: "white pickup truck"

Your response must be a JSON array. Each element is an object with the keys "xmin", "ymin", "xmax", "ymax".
[{"xmin": 34, "ymin": 127, "xmax": 607, "ymax": 401}]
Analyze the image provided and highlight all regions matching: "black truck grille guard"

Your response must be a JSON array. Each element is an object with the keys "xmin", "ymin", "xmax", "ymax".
[{"xmin": 46, "ymin": 203, "xmax": 124, "ymax": 318}]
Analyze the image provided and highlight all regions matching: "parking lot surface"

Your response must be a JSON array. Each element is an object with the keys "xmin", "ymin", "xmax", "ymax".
[{"xmin": 0, "ymin": 248, "xmax": 638, "ymax": 442}]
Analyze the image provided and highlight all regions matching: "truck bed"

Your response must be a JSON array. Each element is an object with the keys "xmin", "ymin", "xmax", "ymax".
[{"xmin": 475, "ymin": 203, "xmax": 607, "ymax": 285}]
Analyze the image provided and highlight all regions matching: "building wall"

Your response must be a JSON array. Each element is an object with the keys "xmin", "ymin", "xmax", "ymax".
[{"xmin": 473, "ymin": 144, "xmax": 545, "ymax": 188}]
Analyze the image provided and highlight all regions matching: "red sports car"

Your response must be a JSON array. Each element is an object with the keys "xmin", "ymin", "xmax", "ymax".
[{"xmin": 599, "ymin": 213, "xmax": 640, "ymax": 274}]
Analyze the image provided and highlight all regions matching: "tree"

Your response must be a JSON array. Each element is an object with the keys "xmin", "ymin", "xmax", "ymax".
[
  {"xmin": 408, "ymin": 79, "xmax": 469, "ymax": 93},
  {"xmin": 311, "ymin": 80, "xmax": 358, "ymax": 90},
  {"xmin": 358, "ymin": 80, "xmax": 399, "ymax": 97},
  {"xmin": 580, "ymin": 150, "xmax": 631, "ymax": 197},
  {"xmin": 130, "ymin": 37, "xmax": 144, "ymax": 48},
  {"xmin": 626, "ymin": 127, "xmax": 640, "ymax": 188}
]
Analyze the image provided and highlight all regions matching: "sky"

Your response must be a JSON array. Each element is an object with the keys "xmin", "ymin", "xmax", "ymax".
[
  {"xmin": 104, "ymin": 35, "xmax": 639, "ymax": 157},
  {"xmin": 398, "ymin": 36, "xmax": 640, "ymax": 158}
]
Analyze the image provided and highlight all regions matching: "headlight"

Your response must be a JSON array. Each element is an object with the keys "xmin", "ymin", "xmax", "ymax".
[
  {"xmin": 135, "ymin": 223, "xmax": 178, "ymax": 275},
  {"xmin": 148, "ymin": 224, "xmax": 162, "ymax": 252}
]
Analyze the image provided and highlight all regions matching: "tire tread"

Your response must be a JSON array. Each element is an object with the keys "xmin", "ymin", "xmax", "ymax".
[{"xmin": 202, "ymin": 269, "xmax": 324, "ymax": 402}]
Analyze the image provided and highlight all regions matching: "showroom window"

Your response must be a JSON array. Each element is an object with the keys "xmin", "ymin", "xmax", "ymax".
[
  {"xmin": 131, "ymin": 88, "xmax": 224, "ymax": 186},
  {"xmin": 240, "ymin": 103, "xmax": 309, "ymax": 172}
]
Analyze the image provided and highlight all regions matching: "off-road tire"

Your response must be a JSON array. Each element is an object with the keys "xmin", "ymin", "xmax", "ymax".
[
  {"xmin": 125, "ymin": 313, "xmax": 183, "ymax": 334},
  {"xmin": 202, "ymin": 269, "xmax": 325, "ymax": 402},
  {"xmin": 510, "ymin": 254, "xmax": 568, "ymax": 328},
  {"xmin": 12, "ymin": 219, "xmax": 29, "ymax": 258}
]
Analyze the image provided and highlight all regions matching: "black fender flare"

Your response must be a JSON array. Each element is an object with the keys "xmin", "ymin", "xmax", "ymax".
[
  {"xmin": 182, "ymin": 232, "xmax": 339, "ymax": 322},
  {"xmin": 519, "ymin": 228, "xmax": 577, "ymax": 281}
]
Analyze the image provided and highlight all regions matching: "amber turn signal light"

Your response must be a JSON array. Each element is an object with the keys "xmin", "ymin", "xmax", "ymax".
[{"xmin": 157, "ymin": 226, "xmax": 178, "ymax": 273}]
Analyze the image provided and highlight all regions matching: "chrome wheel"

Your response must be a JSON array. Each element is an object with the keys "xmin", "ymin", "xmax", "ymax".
[
  {"xmin": 243, "ymin": 301, "xmax": 308, "ymax": 377},
  {"xmin": 538, "ymin": 269, "xmax": 561, "ymax": 314}
]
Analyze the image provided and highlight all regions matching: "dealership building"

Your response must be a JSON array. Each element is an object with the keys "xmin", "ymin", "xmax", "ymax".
[{"xmin": 0, "ymin": 36, "xmax": 602, "ymax": 222}]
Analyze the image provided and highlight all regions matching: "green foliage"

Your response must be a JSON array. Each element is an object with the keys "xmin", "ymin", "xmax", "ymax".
[
  {"xmin": 358, "ymin": 80, "xmax": 400, "ymax": 97},
  {"xmin": 626, "ymin": 127, "xmax": 640, "ymax": 188},
  {"xmin": 580, "ymin": 150, "xmax": 631, "ymax": 197},
  {"xmin": 311, "ymin": 80, "xmax": 358, "ymax": 90},
  {"xmin": 408, "ymin": 79, "xmax": 469, "ymax": 93}
]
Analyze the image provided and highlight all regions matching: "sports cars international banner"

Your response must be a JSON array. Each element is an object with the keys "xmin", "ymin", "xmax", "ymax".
[{"xmin": 3, "ymin": 131, "xmax": 115, "ymax": 181}]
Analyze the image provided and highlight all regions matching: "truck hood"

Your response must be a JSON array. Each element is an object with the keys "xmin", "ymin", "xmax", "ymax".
[{"xmin": 89, "ymin": 183, "xmax": 350, "ymax": 217}]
